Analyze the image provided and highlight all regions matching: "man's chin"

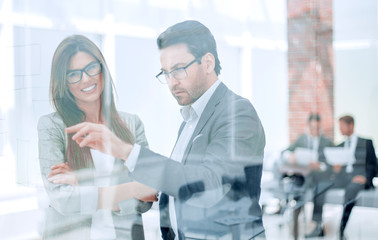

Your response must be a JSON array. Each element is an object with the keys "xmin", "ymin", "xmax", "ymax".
[
  {"xmin": 176, "ymin": 98, "xmax": 191, "ymax": 106},
  {"xmin": 176, "ymin": 95, "xmax": 200, "ymax": 106},
  {"xmin": 177, "ymin": 101, "xmax": 188, "ymax": 106}
]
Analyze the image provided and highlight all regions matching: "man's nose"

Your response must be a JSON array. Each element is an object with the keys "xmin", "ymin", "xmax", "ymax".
[{"xmin": 168, "ymin": 75, "xmax": 179, "ymax": 86}]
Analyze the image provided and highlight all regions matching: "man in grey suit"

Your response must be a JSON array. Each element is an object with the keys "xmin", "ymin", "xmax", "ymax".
[
  {"xmin": 66, "ymin": 20, "xmax": 266, "ymax": 240},
  {"xmin": 282, "ymin": 113, "xmax": 333, "ymax": 171},
  {"xmin": 279, "ymin": 114, "xmax": 333, "ymax": 237}
]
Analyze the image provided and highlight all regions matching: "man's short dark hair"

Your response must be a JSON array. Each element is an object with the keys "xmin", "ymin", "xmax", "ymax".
[
  {"xmin": 308, "ymin": 113, "xmax": 321, "ymax": 123},
  {"xmin": 339, "ymin": 115, "xmax": 354, "ymax": 125},
  {"xmin": 157, "ymin": 20, "xmax": 222, "ymax": 76}
]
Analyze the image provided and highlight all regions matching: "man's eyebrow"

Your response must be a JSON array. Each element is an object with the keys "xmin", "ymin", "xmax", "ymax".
[{"xmin": 161, "ymin": 62, "xmax": 186, "ymax": 72}]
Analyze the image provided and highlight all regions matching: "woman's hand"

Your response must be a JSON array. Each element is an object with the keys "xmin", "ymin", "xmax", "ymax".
[{"xmin": 47, "ymin": 162, "xmax": 78, "ymax": 185}]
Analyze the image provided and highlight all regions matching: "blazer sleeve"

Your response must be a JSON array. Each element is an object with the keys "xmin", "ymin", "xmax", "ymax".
[
  {"xmin": 365, "ymin": 139, "xmax": 377, "ymax": 188},
  {"xmin": 129, "ymin": 96, "xmax": 265, "ymax": 207},
  {"xmin": 116, "ymin": 112, "xmax": 152, "ymax": 214},
  {"xmin": 38, "ymin": 114, "xmax": 98, "ymax": 216},
  {"xmin": 285, "ymin": 135, "xmax": 306, "ymax": 152}
]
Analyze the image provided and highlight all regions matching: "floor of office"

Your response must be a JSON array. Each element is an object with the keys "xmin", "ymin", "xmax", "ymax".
[
  {"xmin": 263, "ymin": 203, "xmax": 378, "ymax": 240},
  {"xmin": 143, "ymin": 203, "xmax": 378, "ymax": 240},
  {"xmin": 15, "ymin": 200, "xmax": 378, "ymax": 239}
]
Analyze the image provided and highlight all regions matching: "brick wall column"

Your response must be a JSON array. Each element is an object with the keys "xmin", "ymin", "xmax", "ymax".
[{"xmin": 287, "ymin": 0, "xmax": 334, "ymax": 142}]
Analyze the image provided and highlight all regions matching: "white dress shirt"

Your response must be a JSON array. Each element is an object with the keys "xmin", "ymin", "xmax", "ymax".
[
  {"xmin": 345, "ymin": 134, "xmax": 357, "ymax": 173},
  {"xmin": 308, "ymin": 135, "xmax": 320, "ymax": 151}
]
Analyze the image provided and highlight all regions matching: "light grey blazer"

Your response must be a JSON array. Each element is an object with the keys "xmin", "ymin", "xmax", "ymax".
[
  {"xmin": 129, "ymin": 82, "xmax": 266, "ymax": 235},
  {"xmin": 38, "ymin": 111, "xmax": 151, "ymax": 239},
  {"xmin": 285, "ymin": 134, "xmax": 334, "ymax": 163}
]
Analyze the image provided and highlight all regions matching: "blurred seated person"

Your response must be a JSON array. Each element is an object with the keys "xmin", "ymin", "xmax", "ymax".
[
  {"xmin": 306, "ymin": 115, "xmax": 377, "ymax": 238},
  {"xmin": 281, "ymin": 113, "xmax": 333, "ymax": 177}
]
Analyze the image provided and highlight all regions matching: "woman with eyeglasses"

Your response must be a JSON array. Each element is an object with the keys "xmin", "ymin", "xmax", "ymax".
[{"xmin": 38, "ymin": 35, "xmax": 156, "ymax": 239}]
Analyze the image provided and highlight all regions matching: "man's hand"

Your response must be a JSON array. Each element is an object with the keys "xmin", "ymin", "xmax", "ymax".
[
  {"xmin": 352, "ymin": 175, "xmax": 366, "ymax": 185},
  {"xmin": 98, "ymin": 182, "xmax": 157, "ymax": 211},
  {"xmin": 333, "ymin": 164, "xmax": 342, "ymax": 173},
  {"xmin": 309, "ymin": 161, "xmax": 321, "ymax": 170},
  {"xmin": 47, "ymin": 163, "xmax": 78, "ymax": 185},
  {"xmin": 66, "ymin": 122, "xmax": 132, "ymax": 161}
]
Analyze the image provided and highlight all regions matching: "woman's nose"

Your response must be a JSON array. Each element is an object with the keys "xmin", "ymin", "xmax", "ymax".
[{"xmin": 81, "ymin": 71, "xmax": 91, "ymax": 82}]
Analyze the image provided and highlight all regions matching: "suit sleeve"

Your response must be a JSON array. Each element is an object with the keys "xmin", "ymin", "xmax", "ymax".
[
  {"xmin": 129, "ymin": 97, "xmax": 265, "ymax": 206},
  {"xmin": 285, "ymin": 135, "xmax": 306, "ymax": 152},
  {"xmin": 280, "ymin": 135, "xmax": 306, "ymax": 165},
  {"xmin": 365, "ymin": 139, "xmax": 377, "ymax": 188},
  {"xmin": 117, "ymin": 113, "xmax": 152, "ymax": 214},
  {"xmin": 38, "ymin": 114, "xmax": 98, "ymax": 216}
]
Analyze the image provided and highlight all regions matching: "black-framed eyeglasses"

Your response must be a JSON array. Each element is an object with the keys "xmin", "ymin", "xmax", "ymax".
[
  {"xmin": 66, "ymin": 62, "xmax": 102, "ymax": 84},
  {"xmin": 155, "ymin": 57, "xmax": 201, "ymax": 84}
]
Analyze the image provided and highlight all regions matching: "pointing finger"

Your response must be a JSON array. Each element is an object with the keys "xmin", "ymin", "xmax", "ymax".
[{"xmin": 65, "ymin": 122, "xmax": 87, "ymax": 134}]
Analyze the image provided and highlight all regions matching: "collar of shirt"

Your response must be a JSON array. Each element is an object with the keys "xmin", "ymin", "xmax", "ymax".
[
  {"xmin": 180, "ymin": 80, "xmax": 221, "ymax": 123},
  {"xmin": 307, "ymin": 134, "xmax": 319, "ymax": 150}
]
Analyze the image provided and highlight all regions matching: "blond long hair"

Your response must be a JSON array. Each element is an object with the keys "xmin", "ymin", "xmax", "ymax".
[{"xmin": 50, "ymin": 35, "xmax": 135, "ymax": 169}]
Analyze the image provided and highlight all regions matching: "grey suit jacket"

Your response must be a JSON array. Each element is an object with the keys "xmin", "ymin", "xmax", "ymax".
[
  {"xmin": 286, "ymin": 134, "xmax": 334, "ymax": 163},
  {"xmin": 38, "ymin": 111, "xmax": 151, "ymax": 239},
  {"xmin": 129, "ymin": 82, "xmax": 266, "ymax": 235}
]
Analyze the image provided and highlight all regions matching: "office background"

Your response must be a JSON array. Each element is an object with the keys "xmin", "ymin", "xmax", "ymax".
[{"xmin": 0, "ymin": 0, "xmax": 377, "ymax": 238}]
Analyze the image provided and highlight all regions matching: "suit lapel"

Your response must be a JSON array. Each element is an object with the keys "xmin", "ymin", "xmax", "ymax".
[
  {"xmin": 181, "ymin": 83, "xmax": 228, "ymax": 164},
  {"xmin": 354, "ymin": 137, "xmax": 366, "ymax": 160},
  {"xmin": 318, "ymin": 136, "xmax": 327, "ymax": 149},
  {"xmin": 356, "ymin": 137, "xmax": 363, "ymax": 147}
]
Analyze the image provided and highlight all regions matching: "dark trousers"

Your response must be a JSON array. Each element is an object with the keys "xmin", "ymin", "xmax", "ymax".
[{"xmin": 311, "ymin": 168, "xmax": 364, "ymax": 232}]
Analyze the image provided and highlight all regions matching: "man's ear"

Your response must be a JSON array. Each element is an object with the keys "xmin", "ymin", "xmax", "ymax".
[{"xmin": 202, "ymin": 53, "xmax": 215, "ymax": 74}]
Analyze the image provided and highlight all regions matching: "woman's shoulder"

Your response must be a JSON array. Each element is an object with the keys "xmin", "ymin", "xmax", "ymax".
[
  {"xmin": 117, "ymin": 111, "xmax": 148, "ymax": 147},
  {"xmin": 38, "ymin": 112, "xmax": 65, "ymax": 130},
  {"xmin": 117, "ymin": 111, "xmax": 141, "ymax": 125}
]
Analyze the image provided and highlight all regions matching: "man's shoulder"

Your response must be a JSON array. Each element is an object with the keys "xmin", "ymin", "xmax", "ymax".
[
  {"xmin": 356, "ymin": 136, "xmax": 372, "ymax": 145},
  {"xmin": 216, "ymin": 83, "xmax": 253, "ymax": 108},
  {"xmin": 320, "ymin": 135, "xmax": 333, "ymax": 144},
  {"xmin": 290, "ymin": 134, "xmax": 305, "ymax": 141},
  {"xmin": 357, "ymin": 137, "xmax": 375, "ymax": 149},
  {"xmin": 221, "ymin": 84, "xmax": 246, "ymax": 100},
  {"xmin": 293, "ymin": 134, "xmax": 308, "ymax": 143},
  {"xmin": 357, "ymin": 136, "xmax": 372, "ymax": 141}
]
